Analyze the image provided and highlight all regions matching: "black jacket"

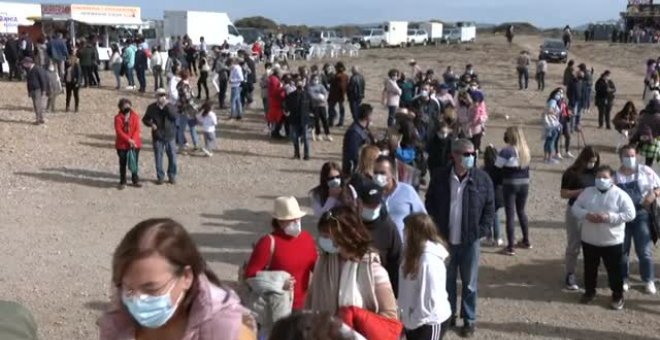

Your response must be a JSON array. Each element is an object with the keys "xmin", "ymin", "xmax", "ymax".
[
  {"xmin": 64, "ymin": 63, "xmax": 82, "ymax": 85},
  {"xmin": 4, "ymin": 39, "xmax": 19, "ymax": 62},
  {"xmin": 427, "ymin": 135, "xmax": 453, "ymax": 174},
  {"xmin": 245, "ymin": 58, "xmax": 257, "ymax": 84},
  {"xmin": 78, "ymin": 46, "xmax": 96, "ymax": 66},
  {"xmin": 142, "ymin": 103, "xmax": 178, "ymax": 141},
  {"xmin": 595, "ymin": 78, "xmax": 615, "ymax": 106},
  {"xmin": 347, "ymin": 73, "xmax": 366, "ymax": 101},
  {"xmin": 135, "ymin": 50, "xmax": 148, "ymax": 70},
  {"xmin": 342, "ymin": 121, "xmax": 372, "ymax": 175},
  {"xmin": 425, "ymin": 165, "xmax": 495, "ymax": 244},
  {"xmin": 363, "ymin": 212, "xmax": 402, "ymax": 297},
  {"xmin": 26, "ymin": 65, "xmax": 49, "ymax": 94},
  {"xmin": 285, "ymin": 89, "xmax": 312, "ymax": 127}
]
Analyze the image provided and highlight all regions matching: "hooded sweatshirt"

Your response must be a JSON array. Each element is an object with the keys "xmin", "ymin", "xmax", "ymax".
[{"xmin": 398, "ymin": 241, "xmax": 452, "ymax": 330}]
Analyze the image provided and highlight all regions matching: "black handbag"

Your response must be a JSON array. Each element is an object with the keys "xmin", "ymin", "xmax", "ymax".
[{"xmin": 649, "ymin": 200, "xmax": 660, "ymax": 245}]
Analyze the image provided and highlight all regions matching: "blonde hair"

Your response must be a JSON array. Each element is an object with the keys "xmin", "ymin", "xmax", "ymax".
[
  {"xmin": 356, "ymin": 145, "xmax": 381, "ymax": 176},
  {"xmin": 504, "ymin": 126, "xmax": 530, "ymax": 167},
  {"xmin": 402, "ymin": 213, "xmax": 446, "ymax": 280}
]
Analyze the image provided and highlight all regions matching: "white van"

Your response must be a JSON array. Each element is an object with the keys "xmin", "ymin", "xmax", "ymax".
[
  {"xmin": 164, "ymin": 11, "xmax": 244, "ymax": 47},
  {"xmin": 420, "ymin": 22, "xmax": 444, "ymax": 45},
  {"xmin": 457, "ymin": 22, "xmax": 477, "ymax": 43},
  {"xmin": 383, "ymin": 21, "xmax": 408, "ymax": 47}
]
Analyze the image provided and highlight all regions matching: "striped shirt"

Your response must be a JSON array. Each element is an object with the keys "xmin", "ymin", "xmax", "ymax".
[{"xmin": 495, "ymin": 146, "xmax": 530, "ymax": 185}]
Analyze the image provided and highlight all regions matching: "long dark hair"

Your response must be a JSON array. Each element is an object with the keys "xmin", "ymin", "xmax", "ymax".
[
  {"xmin": 621, "ymin": 101, "xmax": 637, "ymax": 116},
  {"xmin": 318, "ymin": 207, "xmax": 371, "ymax": 261},
  {"xmin": 112, "ymin": 219, "xmax": 222, "ymax": 314},
  {"xmin": 310, "ymin": 162, "xmax": 354, "ymax": 207},
  {"xmin": 567, "ymin": 146, "xmax": 600, "ymax": 173},
  {"xmin": 547, "ymin": 87, "xmax": 563, "ymax": 102}
]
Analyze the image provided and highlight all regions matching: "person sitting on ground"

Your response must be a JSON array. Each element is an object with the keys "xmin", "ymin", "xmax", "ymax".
[
  {"xmin": 612, "ymin": 101, "xmax": 638, "ymax": 134},
  {"xmin": 98, "ymin": 218, "xmax": 256, "ymax": 340},
  {"xmin": 310, "ymin": 161, "xmax": 357, "ymax": 217}
]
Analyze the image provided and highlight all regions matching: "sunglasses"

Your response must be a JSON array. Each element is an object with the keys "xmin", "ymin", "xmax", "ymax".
[
  {"xmin": 373, "ymin": 171, "xmax": 387, "ymax": 175},
  {"xmin": 461, "ymin": 152, "xmax": 476, "ymax": 157}
]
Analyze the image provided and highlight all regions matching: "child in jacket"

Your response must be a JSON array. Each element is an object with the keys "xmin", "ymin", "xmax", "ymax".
[{"xmin": 398, "ymin": 213, "xmax": 451, "ymax": 340}]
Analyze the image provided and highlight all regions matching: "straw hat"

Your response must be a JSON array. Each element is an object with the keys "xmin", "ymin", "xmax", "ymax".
[{"xmin": 272, "ymin": 196, "xmax": 306, "ymax": 220}]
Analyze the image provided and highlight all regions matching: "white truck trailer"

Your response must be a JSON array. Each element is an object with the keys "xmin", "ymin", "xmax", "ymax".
[{"xmin": 163, "ymin": 11, "xmax": 243, "ymax": 47}]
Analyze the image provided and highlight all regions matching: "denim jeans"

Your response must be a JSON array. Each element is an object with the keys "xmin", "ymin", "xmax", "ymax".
[
  {"xmin": 565, "ymin": 206, "xmax": 582, "ymax": 275},
  {"xmin": 503, "ymin": 183, "xmax": 530, "ymax": 247},
  {"xmin": 328, "ymin": 100, "xmax": 345, "ymax": 126},
  {"xmin": 112, "ymin": 63, "xmax": 121, "ymax": 89},
  {"xmin": 447, "ymin": 240, "xmax": 480, "ymax": 325},
  {"xmin": 153, "ymin": 139, "xmax": 177, "ymax": 181},
  {"xmin": 544, "ymin": 128, "xmax": 560, "ymax": 154},
  {"xmin": 517, "ymin": 68, "xmax": 529, "ymax": 89},
  {"xmin": 187, "ymin": 118, "xmax": 200, "ymax": 147},
  {"xmin": 349, "ymin": 99, "xmax": 361, "ymax": 123},
  {"xmin": 290, "ymin": 124, "xmax": 309, "ymax": 158},
  {"xmin": 126, "ymin": 66, "xmax": 135, "ymax": 86},
  {"xmin": 489, "ymin": 207, "xmax": 502, "ymax": 240},
  {"xmin": 387, "ymin": 105, "xmax": 397, "ymax": 127},
  {"xmin": 176, "ymin": 114, "xmax": 187, "ymax": 146},
  {"xmin": 202, "ymin": 131, "xmax": 216, "ymax": 150},
  {"xmin": 230, "ymin": 86, "xmax": 243, "ymax": 118},
  {"xmin": 622, "ymin": 210, "xmax": 655, "ymax": 282},
  {"xmin": 153, "ymin": 65, "xmax": 163, "ymax": 91}
]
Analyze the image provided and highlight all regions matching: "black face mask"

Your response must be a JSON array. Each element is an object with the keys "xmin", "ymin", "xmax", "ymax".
[{"xmin": 122, "ymin": 107, "xmax": 131, "ymax": 114}]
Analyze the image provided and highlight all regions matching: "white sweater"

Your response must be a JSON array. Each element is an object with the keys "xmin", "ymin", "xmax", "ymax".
[
  {"xmin": 572, "ymin": 186, "xmax": 636, "ymax": 246},
  {"xmin": 398, "ymin": 241, "xmax": 451, "ymax": 330}
]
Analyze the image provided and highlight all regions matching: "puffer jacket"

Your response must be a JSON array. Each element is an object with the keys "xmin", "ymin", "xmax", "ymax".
[{"xmin": 245, "ymin": 271, "xmax": 293, "ymax": 332}]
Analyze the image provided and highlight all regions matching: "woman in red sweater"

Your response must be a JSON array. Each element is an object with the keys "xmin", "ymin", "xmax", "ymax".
[
  {"xmin": 245, "ymin": 196, "xmax": 318, "ymax": 310},
  {"xmin": 114, "ymin": 98, "xmax": 142, "ymax": 189}
]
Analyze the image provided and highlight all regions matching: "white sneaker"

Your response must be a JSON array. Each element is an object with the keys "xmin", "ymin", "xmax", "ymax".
[
  {"xmin": 312, "ymin": 132, "xmax": 317, "ymax": 141},
  {"xmin": 555, "ymin": 153, "xmax": 563, "ymax": 160},
  {"xmin": 623, "ymin": 280, "xmax": 629, "ymax": 292},
  {"xmin": 646, "ymin": 281, "xmax": 657, "ymax": 295},
  {"xmin": 566, "ymin": 152, "xmax": 576, "ymax": 159},
  {"xmin": 325, "ymin": 135, "xmax": 333, "ymax": 142},
  {"xmin": 202, "ymin": 148, "xmax": 213, "ymax": 157},
  {"xmin": 496, "ymin": 238, "xmax": 504, "ymax": 247}
]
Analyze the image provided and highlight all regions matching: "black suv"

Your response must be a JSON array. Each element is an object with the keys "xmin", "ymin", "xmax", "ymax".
[{"xmin": 539, "ymin": 39, "xmax": 568, "ymax": 63}]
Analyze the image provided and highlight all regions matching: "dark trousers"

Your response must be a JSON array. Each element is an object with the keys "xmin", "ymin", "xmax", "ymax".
[
  {"xmin": 241, "ymin": 82, "xmax": 254, "ymax": 105},
  {"xmin": 471, "ymin": 133, "xmax": 483, "ymax": 152},
  {"xmin": 136, "ymin": 68, "xmax": 146, "ymax": 92},
  {"xmin": 555, "ymin": 119, "xmax": 571, "ymax": 154},
  {"xmin": 349, "ymin": 99, "xmax": 361, "ymax": 122},
  {"xmin": 117, "ymin": 148, "xmax": 140, "ymax": 184},
  {"xmin": 82, "ymin": 65, "xmax": 95, "ymax": 87},
  {"xmin": 597, "ymin": 102, "xmax": 613, "ymax": 129},
  {"xmin": 405, "ymin": 322, "xmax": 447, "ymax": 340},
  {"xmin": 186, "ymin": 58, "xmax": 197, "ymax": 75},
  {"xmin": 313, "ymin": 106, "xmax": 330, "ymax": 136},
  {"xmin": 197, "ymin": 71, "xmax": 209, "ymax": 100},
  {"xmin": 65, "ymin": 82, "xmax": 79, "ymax": 111},
  {"xmin": 536, "ymin": 72, "xmax": 545, "ymax": 91},
  {"xmin": 646, "ymin": 157, "xmax": 655, "ymax": 167},
  {"xmin": 153, "ymin": 66, "xmax": 163, "ymax": 91},
  {"xmin": 92, "ymin": 64, "xmax": 100, "ymax": 85},
  {"xmin": 328, "ymin": 99, "xmax": 345, "ymax": 126},
  {"xmin": 290, "ymin": 124, "xmax": 309, "ymax": 158},
  {"xmin": 503, "ymin": 183, "xmax": 530, "ymax": 247},
  {"xmin": 582, "ymin": 242, "xmax": 624, "ymax": 299},
  {"xmin": 218, "ymin": 80, "xmax": 228, "ymax": 108},
  {"xmin": 517, "ymin": 68, "xmax": 529, "ymax": 90},
  {"xmin": 387, "ymin": 105, "xmax": 397, "ymax": 127},
  {"xmin": 8, "ymin": 61, "xmax": 19, "ymax": 80}
]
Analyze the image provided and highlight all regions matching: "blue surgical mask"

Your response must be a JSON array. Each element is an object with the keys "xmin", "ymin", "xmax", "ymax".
[
  {"xmin": 327, "ymin": 178, "xmax": 342, "ymax": 188},
  {"xmin": 462, "ymin": 155, "xmax": 475, "ymax": 169},
  {"xmin": 595, "ymin": 178, "xmax": 613, "ymax": 191},
  {"xmin": 318, "ymin": 236, "xmax": 338, "ymax": 254},
  {"xmin": 622, "ymin": 156, "xmax": 637, "ymax": 170},
  {"xmin": 122, "ymin": 279, "xmax": 182, "ymax": 329},
  {"xmin": 361, "ymin": 206, "xmax": 381, "ymax": 222}
]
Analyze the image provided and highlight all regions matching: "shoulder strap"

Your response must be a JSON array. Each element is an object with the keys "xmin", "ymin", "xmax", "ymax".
[{"xmin": 265, "ymin": 234, "xmax": 275, "ymax": 270}]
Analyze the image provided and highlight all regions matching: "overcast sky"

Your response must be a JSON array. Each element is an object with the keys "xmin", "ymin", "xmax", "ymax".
[{"xmin": 9, "ymin": 0, "xmax": 624, "ymax": 27}]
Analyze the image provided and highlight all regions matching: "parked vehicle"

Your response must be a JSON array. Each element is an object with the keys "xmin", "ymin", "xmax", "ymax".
[
  {"xmin": 539, "ymin": 39, "xmax": 568, "ymax": 63},
  {"xmin": 237, "ymin": 27, "xmax": 265, "ymax": 44},
  {"xmin": 309, "ymin": 30, "xmax": 346, "ymax": 44},
  {"xmin": 407, "ymin": 29, "xmax": 429, "ymax": 46},
  {"xmin": 419, "ymin": 22, "xmax": 444, "ymax": 45},
  {"xmin": 457, "ymin": 22, "xmax": 477, "ymax": 43},
  {"xmin": 353, "ymin": 27, "xmax": 386, "ymax": 49},
  {"xmin": 163, "ymin": 11, "xmax": 243, "ymax": 46},
  {"xmin": 441, "ymin": 28, "xmax": 461, "ymax": 44},
  {"xmin": 383, "ymin": 21, "xmax": 408, "ymax": 47}
]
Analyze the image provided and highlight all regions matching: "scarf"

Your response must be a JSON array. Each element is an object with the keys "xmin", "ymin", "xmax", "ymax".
[{"xmin": 306, "ymin": 252, "xmax": 379, "ymax": 315}]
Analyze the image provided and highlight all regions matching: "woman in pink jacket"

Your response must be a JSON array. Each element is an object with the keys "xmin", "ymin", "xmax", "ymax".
[
  {"xmin": 98, "ymin": 218, "xmax": 256, "ymax": 340},
  {"xmin": 468, "ymin": 91, "xmax": 488, "ymax": 152}
]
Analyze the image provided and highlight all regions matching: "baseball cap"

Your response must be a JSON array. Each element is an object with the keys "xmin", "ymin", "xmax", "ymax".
[{"xmin": 358, "ymin": 180, "xmax": 384, "ymax": 205}]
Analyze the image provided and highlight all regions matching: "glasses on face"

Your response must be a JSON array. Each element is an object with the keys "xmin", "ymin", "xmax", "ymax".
[
  {"xmin": 122, "ymin": 275, "xmax": 177, "ymax": 297},
  {"xmin": 462, "ymin": 152, "xmax": 476, "ymax": 157}
]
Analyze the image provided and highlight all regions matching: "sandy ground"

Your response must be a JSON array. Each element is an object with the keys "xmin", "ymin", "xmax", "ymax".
[{"xmin": 1, "ymin": 35, "xmax": 660, "ymax": 339}]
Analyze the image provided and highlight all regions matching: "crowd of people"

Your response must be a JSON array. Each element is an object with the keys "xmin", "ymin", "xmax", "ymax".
[{"xmin": 5, "ymin": 23, "xmax": 660, "ymax": 340}]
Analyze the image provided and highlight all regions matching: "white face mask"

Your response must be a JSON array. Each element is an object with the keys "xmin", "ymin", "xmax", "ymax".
[
  {"xmin": 283, "ymin": 220, "xmax": 302, "ymax": 237},
  {"xmin": 373, "ymin": 174, "xmax": 388, "ymax": 188},
  {"xmin": 327, "ymin": 178, "xmax": 342, "ymax": 189}
]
